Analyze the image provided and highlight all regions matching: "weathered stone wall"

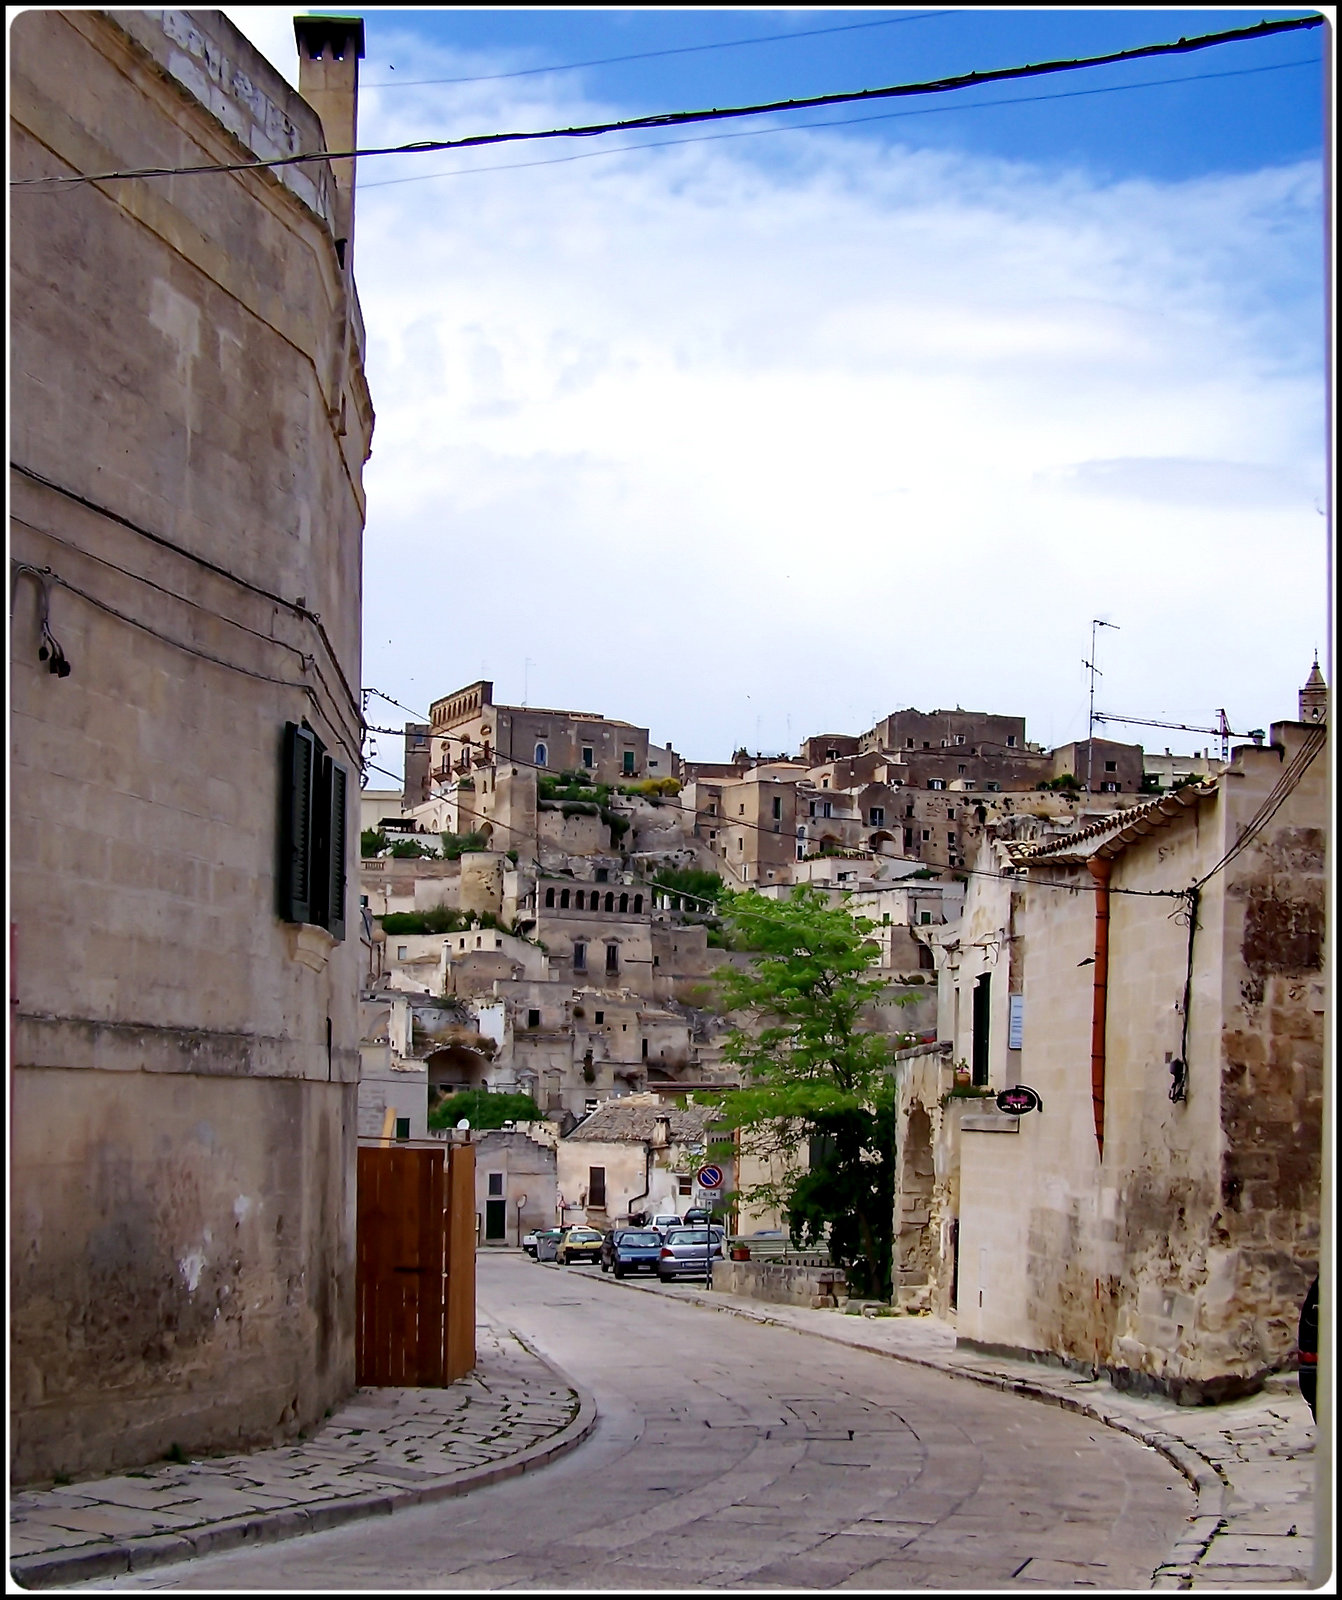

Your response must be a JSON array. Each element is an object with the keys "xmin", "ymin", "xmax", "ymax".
[
  {"xmin": 714, "ymin": 1259, "xmax": 847, "ymax": 1308},
  {"xmin": 10, "ymin": 11, "xmax": 370, "ymax": 1481}
]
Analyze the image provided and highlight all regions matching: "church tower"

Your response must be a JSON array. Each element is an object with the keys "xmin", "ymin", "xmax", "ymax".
[{"xmin": 1298, "ymin": 657, "xmax": 1328, "ymax": 723}]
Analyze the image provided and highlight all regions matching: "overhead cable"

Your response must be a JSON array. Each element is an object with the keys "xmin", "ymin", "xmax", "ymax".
[
  {"xmin": 11, "ymin": 15, "xmax": 1323, "ymax": 188},
  {"xmin": 363, "ymin": 11, "xmax": 955, "ymax": 90}
]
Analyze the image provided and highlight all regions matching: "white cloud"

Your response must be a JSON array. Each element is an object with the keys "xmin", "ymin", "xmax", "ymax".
[{"xmin": 228, "ymin": 18, "xmax": 1328, "ymax": 762}]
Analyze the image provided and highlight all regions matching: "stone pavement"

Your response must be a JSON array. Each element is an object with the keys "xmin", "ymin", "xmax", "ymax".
[
  {"xmin": 9, "ymin": 1314, "xmax": 595, "ymax": 1591},
  {"xmin": 588, "ymin": 1265, "xmax": 1323, "ymax": 1590}
]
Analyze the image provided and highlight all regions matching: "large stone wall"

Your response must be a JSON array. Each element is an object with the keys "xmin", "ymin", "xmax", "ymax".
[{"xmin": 10, "ymin": 11, "xmax": 371, "ymax": 1481}]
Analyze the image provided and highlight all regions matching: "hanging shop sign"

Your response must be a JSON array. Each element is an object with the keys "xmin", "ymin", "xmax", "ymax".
[{"xmin": 995, "ymin": 1084, "xmax": 1043, "ymax": 1117}]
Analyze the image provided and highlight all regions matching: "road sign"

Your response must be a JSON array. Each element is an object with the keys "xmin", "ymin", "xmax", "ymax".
[{"xmin": 697, "ymin": 1164, "xmax": 723, "ymax": 1189}]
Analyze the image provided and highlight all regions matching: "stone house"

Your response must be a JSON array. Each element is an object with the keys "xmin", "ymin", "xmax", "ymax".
[
  {"xmin": 9, "ymin": 11, "xmax": 372, "ymax": 1482},
  {"xmin": 938, "ymin": 716, "xmax": 1325, "ymax": 1399},
  {"xmin": 464, "ymin": 1124, "xmax": 560, "ymax": 1245},
  {"xmin": 557, "ymin": 1097, "xmax": 728, "ymax": 1228}
]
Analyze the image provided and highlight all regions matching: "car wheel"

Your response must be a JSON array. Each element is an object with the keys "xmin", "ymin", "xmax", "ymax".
[{"xmin": 613, "ymin": 1265, "xmax": 624, "ymax": 1279}]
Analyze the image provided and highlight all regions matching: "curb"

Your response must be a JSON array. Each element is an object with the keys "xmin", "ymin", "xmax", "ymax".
[
  {"xmin": 10, "ymin": 1341, "xmax": 598, "ymax": 1591},
  {"xmin": 574, "ymin": 1265, "xmax": 1235, "ymax": 1584}
]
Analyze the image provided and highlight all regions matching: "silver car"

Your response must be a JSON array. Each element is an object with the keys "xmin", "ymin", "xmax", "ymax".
[{"xmin": 656, "ymin": 1226, "xmax": 725, "ymax": 1282}]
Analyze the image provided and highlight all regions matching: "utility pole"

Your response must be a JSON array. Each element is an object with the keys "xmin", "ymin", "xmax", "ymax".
[{"xmin": 1084, "ymin": 619, "xmax": 1119, "ymax": 792}]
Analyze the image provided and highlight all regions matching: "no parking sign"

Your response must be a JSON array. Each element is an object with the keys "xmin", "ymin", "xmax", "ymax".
[{"xmin": 697, "ymin": 1164, "xmax": 723, "ymax": 1190}]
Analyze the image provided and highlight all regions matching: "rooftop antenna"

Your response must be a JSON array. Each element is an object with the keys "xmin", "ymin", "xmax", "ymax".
[
  {"xmin": 1084, "ymin": 618, "xmax": 1120, "ymax": 792},
  {"xmin": 522, "ymin": 657, "xmax": 533, "ymax": 709}
]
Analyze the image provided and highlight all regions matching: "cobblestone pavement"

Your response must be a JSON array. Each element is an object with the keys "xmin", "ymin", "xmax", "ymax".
[
  {"xmin": 608, "ymin": 1267, "xmax": 1323, "ymax": 1590},
  {"xmin": 9, "ymin": 1314, "xmax": 593, "ymax": 1590}
]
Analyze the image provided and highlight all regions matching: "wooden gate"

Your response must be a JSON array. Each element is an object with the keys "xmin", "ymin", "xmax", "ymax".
[{"xmin": 356, "ymin": 1142, "xmax": 476, "ymax": 1386}]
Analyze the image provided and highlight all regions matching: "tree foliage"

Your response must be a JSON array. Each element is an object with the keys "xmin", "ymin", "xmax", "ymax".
[
  {"xmin": 707, "ymin": 887, "xmax": 914, "ymax": 1298},
  {"xmin": 427, "ymin": 1089, "xmax": 542, "ymax": 1130}
]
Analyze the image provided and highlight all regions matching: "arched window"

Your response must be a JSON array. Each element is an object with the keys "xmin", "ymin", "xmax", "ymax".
[
  {"xmin": 619, "ymin": 893, "xmax": 629, "ymax": 913},
  {"xmin": 633, "ymin": 894, "xmax": 643, "ymax": 913},
  {"xmin": 545, "ymin": 887, "xmax": 555, "ymax": 908},
  {"xmin": 574, "ymin": 890, "xmax": 585, "ymax": 910},
  {"xmin": 560, "ymin": 889, "xmax": 570, "ymax": 909},
  {"xmin": 605, "ymin": 892, "xmax": 614, "ymax": 912},
  {"xmin": 535, "ymin": 742, "xmax": 547, "ymax": 767}
]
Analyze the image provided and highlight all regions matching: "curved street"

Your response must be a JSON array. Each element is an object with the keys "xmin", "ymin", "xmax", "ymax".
[{"xmin": 94, "ymin": 1253, "xmax": 1196, "ymax": 1590}]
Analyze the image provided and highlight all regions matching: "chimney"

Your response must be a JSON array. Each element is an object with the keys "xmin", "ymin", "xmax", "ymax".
[
  {"xmin": 294, "ymin": 15, "xmax": 365, "ymax": 271},
  {"xmin": 652, "ymin": 1114, "xmax": 671, "ymax": 1149}
]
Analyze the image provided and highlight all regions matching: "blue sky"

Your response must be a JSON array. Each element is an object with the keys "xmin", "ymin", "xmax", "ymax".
[{"xmin": 227, "ymin": 8, "xmax": 1330, "ymax": 771}]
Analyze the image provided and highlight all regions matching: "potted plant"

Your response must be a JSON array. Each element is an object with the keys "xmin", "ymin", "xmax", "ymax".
[
  {"xmin": 729, "ymin": 1243, "xmax": 751, "ymax": 1262},
  {"xmin": 953, "ymin": 1059, "xmax": 971, "ymax": 1089}
]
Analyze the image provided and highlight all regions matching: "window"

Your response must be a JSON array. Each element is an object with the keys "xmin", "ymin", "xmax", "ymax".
[
  {"xmin": 920, "ymin": 911, "xmax": 933, "ymax": 926},
  {"xmin": 882, "ymin": 912, "xmax": 891, "ymax": 925},
  {"xmin": 948, "ymin": 832, "xmax": 957, "ymax": 844},
  {"xmin": 528, "ymin": 1009, "xmax": 541, "ymax": 1028},
  {"xmin": 928, "ymin": 779, "xmax": 945, "ymax": 791},
  {"xmin": 641, "ymin": 1038, "xmax": 649, "ymax": 1059},
  {"xmin": 772, "ymin": 796, "xmax": 782, "ymax": 820},
  {"xmin": 1101, "ymin": 781, "xmax": 1120, "ymax": 792},
  {"xmin": 822, "ymin": 801, "xmax": 832, "ymax": 818},
  {"xmin": 619, "ymin": 892, "xmax": 629, "ymax": 912},
  {"xmin": 739, "ymin": 804, "xmax": 745, "ymax": 816},
  {"xmin": 870, "ymin": 807, "xmax": 884, "ymax": 826},
  {"xmin": 395, "ymin": 1117, "xmax": 410, "ymax": 1141},
  {"xmin": 573, "ymin": 942, "xmax": 587, "ymax": 970},
  {"xmin": 623, "ymin": 750, "xmax": 635, "ymax": 775},
  {"xmin": 488, "ymin": 1172, "xmax": 504, "ymax": 1196},
  {"xmin": 797, "ymin": 845, "xmax": 805, "ymax": 860},
  {"xmin": 582, "ymin": 746, "xmax": 594, "ymax": 768},
  {"xmin": 957, "ymin": 765, "xmax": 967, "ymax": 775},
  {"xmin": 904, "ymin": 829, "xmax": 915, "ymax": 848},
  {"xmin": 560, "ymin": 889, "xmax": 570, "ymax": 909},
  {"xmin": 595, "ymin": 867, "xmax": 609, "ymax": 883},
  {"xmin": 923, "ymin": 741, "xmax": 931, "ymax": 750},
  {"xmin": 972, "ymin": 973, "xmax": 991, "ymax": 1085},
  {"xmin": 809, "ymin": 801, "xmax": 817, "ymax": 818},
  {"xmin": 606, "ymin": 944, "xmax": 619, "ymax": 973},
  {"xmin": 397, "ymin": 945, "xmax": 408, "ymax": 960},
  {"xmin": 535, "ymin": 742, "xmax": 548, "ymax": 767},
  {"xmin": 956, "ymin": 735, "xmax": 966, "ymax": 745},
  {"xmin": 280, "ymin": 721, "xmax": 348, "ymax": 939},
  {"xmin": 905, "ymin": 804, "xmax": 915, "ymax": 818},
  {"xmin": 1104, "ymin": 760, "xmax": 1118, "ymax": 772},
  {"xmin": 588, "ymin": 1166, "xmax": 606, "ymax": 1207},
  {"xmin": 906, "ymin": 738, "xmax": 914, "ymax": 749},
  {"xmin": 605, "ymin": 892, "xmax": 614, "ymax": 912},
  {"xmin": 574, "ymin": 890, "xmax": 585, "ymax": 910},
  {"xmin": 678, "ymin": 1174, "xmax": 692, "ymax": 1197},
  {"xmin": 633, "ymin": 895, "xmax": 643, "ymax": 912},
  {"xmin": 985, "ymin": 781, "xmax": 1001, "ymax": 792},
  {"xmin": 594, "ymin": 1010, "xmax": 604, "ymax": 1023},
  {"xmin": 545, "ymin": 887, "xmax": 555, "ymax": 907},
  {"xmin": 822, "ymin": 777, "xmax": 830, "ymax": 789},
  {"xmin": 707, "ymin": 802, "xmax": 717, "ymax": 815},
  {"xmin": 922, "ymin": 829, "xmax": 931, "ymax": 841},
  {"xmin": 947, "ymin": 808, "xmax": 956, "ymax": 820}
]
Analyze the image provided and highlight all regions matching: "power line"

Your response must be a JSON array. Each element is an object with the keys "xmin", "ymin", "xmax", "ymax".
[
  {"xmin": 12, "ymin": 16, "xmax": 1323, "ymax": 188},
  {"xmin": 1191, "ymin": 724, "xmax": 1327, "ymax": 890},
  {"xmin": 360, "ymin": 54, "xmax": 1319, "ymax": 191},
  {"xmin": 363, "ymin": 12, "xmax": 955, "ymax": 91}
]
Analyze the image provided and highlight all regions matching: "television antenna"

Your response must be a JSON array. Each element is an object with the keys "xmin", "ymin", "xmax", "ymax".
[{"xmin": 1083, "ymin": 619, "xmax": 1120, "ymax": 791}]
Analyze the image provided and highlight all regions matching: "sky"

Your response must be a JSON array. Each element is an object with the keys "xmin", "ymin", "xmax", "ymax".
[{"xmin": 224, "ymin": 7, "xmax": 1331, "ymax": 774}]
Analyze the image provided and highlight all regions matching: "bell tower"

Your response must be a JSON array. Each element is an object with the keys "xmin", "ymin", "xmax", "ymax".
[{"xmin": 1298, "ymin": 656, "xmax": 1328, "ymax": 723}]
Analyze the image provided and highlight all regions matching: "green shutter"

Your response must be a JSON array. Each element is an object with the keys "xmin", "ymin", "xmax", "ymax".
[
  {"xmin": 281, "ymin": 722, "xmax": 316, "ymax": 924},
  {"xmin": 325, "ymin": 757, "xmax": 349, "ymax": 942}
]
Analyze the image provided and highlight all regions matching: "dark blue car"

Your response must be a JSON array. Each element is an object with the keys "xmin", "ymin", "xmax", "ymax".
[{"xmin": 601, "ymin": 1227, "xmax": 664, "ymax": 1278}]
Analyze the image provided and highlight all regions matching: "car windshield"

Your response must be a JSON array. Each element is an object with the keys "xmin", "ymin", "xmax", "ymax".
[
  {"xmin": 568, "ymin": 1230, "xmax": 601, "ymax": 1241},
  {"xmin": 667, "ymin": 1230, "xmax": 714, "ymax": 1245},
  {"xmin": 619, "ymin": 1232, "xmax": 660, "ymax": 1246}
]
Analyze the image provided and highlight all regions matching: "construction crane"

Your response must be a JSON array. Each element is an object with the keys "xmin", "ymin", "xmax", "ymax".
[{"xmin": 1093, "ymin": 709, "xmax": 1265, "ymax": 763}]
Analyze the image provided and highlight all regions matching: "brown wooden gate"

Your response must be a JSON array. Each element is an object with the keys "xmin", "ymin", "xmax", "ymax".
[{"xmin": 356, "ymin": 1142, "xmax": 476, "ymax": 1386}]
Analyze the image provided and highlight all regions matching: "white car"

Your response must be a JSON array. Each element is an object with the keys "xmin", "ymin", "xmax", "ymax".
[
  {"xmin": 521, "ymin": 1230, "xmax": 540, "ymax": 1258},
  {"xmin": 651, "ymin": 1213, "xmax": 683, "ymax": 1236}
]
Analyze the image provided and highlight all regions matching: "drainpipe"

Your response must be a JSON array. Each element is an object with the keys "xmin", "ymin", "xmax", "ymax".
[{"xmin": 1087, "ymin": 856, "xmax": 1111, "ymax": 1157}]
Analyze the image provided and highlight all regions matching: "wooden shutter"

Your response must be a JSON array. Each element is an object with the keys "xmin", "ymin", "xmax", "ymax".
[
  {"xmin": 281, "ymin": 722, "xmax": 317, "ymax": 924},
  {"xmin": 324, "ymin": 757, "xmax": 349, "ymax": 942}
]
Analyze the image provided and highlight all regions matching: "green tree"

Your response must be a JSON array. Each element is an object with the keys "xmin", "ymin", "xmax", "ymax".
[
  {"xmin": 361, "ymin": 828, "xmax": 388, "ymax": 858},
  {"xmin": 427, "ymin": 1089, "xmax": 542, "ymax": 1130},
  {"xmin": 708, "ymin": 887, "xmax": 914, "ymax": 1298}
]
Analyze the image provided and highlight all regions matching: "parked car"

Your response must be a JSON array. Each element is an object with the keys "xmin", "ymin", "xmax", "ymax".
[
  {"xmin": 533, "ymin": 1229, "xmax": 563, "ymax": 1262},
  {"xmin": 1298, "ymin": 1274, "xmax": 1318, "ymax": 1421},
  {"xmin": 556, "ymin": 1226, "xmax": 604, "ymax": 1266},
  {"xmin": 601, "ymin": 1228, "xmax": 664, "ymax": 1278},
  {"xmin": 657, "ymin": 1226, "xmax": 725, "ymax": 1282},
  {"xmin": 651, "ymin": 1213, "xmax": 683, "ymax": 1236},
  {"xmin": 521, "ymin": 1230, "xmax": 540, "ymax": 1258}
]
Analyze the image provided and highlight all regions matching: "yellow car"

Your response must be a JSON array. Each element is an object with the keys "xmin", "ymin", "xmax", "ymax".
[{"xmin": 556, "ymin": 1226, "xmax": 604, "ymax": 1265}]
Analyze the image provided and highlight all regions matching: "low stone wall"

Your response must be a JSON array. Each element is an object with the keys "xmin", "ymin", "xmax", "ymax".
[{"xmin": 713, "ymin": 1259, "xmax": 847, "ymax": 1309}]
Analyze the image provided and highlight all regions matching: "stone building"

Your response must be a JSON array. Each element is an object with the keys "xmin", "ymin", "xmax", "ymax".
[
  {"xmin": 557, "ymin": 1097, "xmax": 728, "ymax": 1228},
  {"xmin": 10, "ymin": 11, "xmax": 373, "ymax": 1482},
  {"xmin": 1050, "ymin": 736, "xmax": 1146, "ymax": 795},
  {"xmin": 935, "ymin": 718, "xmax": 1326, "ymax": 1399}
]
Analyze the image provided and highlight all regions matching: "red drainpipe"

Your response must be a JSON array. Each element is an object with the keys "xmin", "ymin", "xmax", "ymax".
[{"xmin": 1087, "ymin": 857, "xmax": 1111, "ymax": 1157}]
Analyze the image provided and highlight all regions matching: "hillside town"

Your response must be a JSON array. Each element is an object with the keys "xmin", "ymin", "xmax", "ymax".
[{"xmin": 8, "ymin": 8, "xmax": 1327, "ymax": 1591}]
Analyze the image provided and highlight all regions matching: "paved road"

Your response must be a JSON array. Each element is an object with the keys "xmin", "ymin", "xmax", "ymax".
[{"xmin": 91, "ymin": 1253, "xmax": 1195, "ymax": 1590}]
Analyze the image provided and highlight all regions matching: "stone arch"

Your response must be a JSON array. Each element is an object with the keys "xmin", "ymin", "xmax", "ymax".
[
  {"xmin": 426, "ymin": 1043, "xmax": 491, "ymax": 1099},
  {"xmin": 869, "ymin": 829, "xmax": 897, "ymax": 854},
  {"xmin": 896, "ymin": 1103, "xmax": 936, "ymax": 1303}
]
